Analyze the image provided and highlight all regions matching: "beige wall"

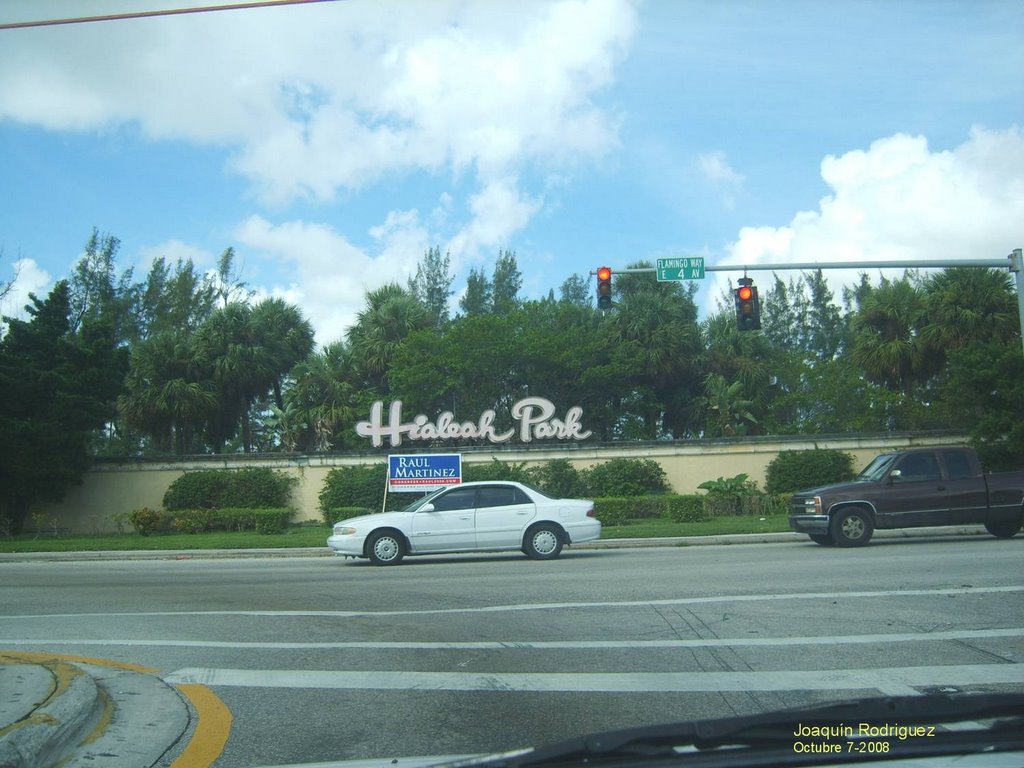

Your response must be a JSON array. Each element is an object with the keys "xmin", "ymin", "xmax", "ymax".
[{"xmin": 30, "ymin": 433, "xmax": 964, "ymax": 534}]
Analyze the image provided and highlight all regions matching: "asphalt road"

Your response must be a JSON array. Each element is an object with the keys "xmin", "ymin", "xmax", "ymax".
[{"xmin": 2, "ymin": 536, "xmax": 1023, "ymax": 767}]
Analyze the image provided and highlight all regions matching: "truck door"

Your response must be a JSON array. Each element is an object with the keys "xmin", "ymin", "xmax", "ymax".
[
  {"xmin": 882, "ymin": 452, "xmax": 948, "ymax": 527},
  {"xmin": 940, "ymin": 449, "xmax": 988, "ymax": 524}
]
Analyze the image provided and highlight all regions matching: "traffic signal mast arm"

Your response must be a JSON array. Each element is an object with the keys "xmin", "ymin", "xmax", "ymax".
[{"xmin": 592, "ymin": 249, "xmax": 1024, "ymax": 353}]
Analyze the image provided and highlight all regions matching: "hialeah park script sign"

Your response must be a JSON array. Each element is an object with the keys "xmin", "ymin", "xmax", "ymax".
[{"xmin": 356, "ymin": 397, "xmax": 592, "ymax": 448}]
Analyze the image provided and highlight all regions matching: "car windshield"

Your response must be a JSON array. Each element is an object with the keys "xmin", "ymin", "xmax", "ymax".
[
  {"xmin": 856, "ymin": 454, "xmax": 898, "ymax": 482},
  {"xmin": 1, "ymin": 2, "xmax": 1021, "ymax": 768}
]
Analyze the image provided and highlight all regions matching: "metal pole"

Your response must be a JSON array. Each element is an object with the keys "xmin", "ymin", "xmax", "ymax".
[{"xmin": 1010, "ymin": 248, "xmax": 1024, "ymax": 357}]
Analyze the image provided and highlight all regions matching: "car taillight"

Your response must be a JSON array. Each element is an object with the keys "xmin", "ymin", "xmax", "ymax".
[{"xmin": 586, "ymin": 507, "xmax": 595, "ymax": 517}]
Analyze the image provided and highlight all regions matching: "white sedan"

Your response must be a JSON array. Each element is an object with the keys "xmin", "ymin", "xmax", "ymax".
[{"xmin": 327, "ymin": 481, "xmax": 600, "ymax": 565}]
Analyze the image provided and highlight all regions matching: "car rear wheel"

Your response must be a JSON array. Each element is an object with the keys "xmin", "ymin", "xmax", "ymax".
[
  {"xmin": 524, "ymin": 523, "xmax": 564, "ymax": 560},
  {"xmin": 831, "ymin": 508, "xmax": 873, "ymax": 547},
  {"xmin": 367, "ymin": 530, "xmax": 405, "ymax": 565}
]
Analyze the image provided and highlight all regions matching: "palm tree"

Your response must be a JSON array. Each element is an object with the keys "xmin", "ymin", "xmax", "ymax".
[
  {"xmin": 921, "ymin": 267, "xmax": 1018, "ymax": 350},
  {"xmin": 249, "ymin": 298, "xmax": 315, "ymax": 410},
  {"xmin": 851, "ymin": 276, "xmax": 941, "ymax": 397},
  {"xmin": 346, "ymin": 284, "xmax": 430, "ymax": 394},
  {"xmin": 285, "ymin": 342, "xmax": 359, "ymax": 451},
  {"xmin": 119, "ymin": 333, "xmax": 218, "ymax": 455},
  {"xmin": 693, "ymin": 374, "xmax": 758, "ymax": 437}
]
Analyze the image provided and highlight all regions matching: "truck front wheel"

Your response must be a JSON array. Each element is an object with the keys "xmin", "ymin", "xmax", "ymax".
[{"xmin": 831, "ymin": 508, "xmax": 874, "ymax": 547}]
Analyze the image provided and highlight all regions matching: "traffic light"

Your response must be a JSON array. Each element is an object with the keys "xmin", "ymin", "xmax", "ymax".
[
  {"xmin": 596, "ymin": 266, "xmax": 613, "ymax": 310},
  {"xmin": 734, "ymin": 278, "xmax": 761, "ymax": 331}
]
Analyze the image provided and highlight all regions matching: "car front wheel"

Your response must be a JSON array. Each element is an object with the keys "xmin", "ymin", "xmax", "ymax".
[
  {"xmin": 831, "ymin": 508, "xmax": 874, "ymax": 547},
  {"xmin": 367, "ymin": 530, "xmax": 405, "ymax": 565},
  {"xmin": 524, "ymin": 524, "xmax": 564, "ymax": 560},
  {"xmin": 809, "ymin": 533, "xmax": 834, "ymax": 546}
]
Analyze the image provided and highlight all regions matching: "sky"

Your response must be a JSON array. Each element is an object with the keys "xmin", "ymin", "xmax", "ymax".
[{"xmin": 1, "ymin": 0, "xmax": 1022, "ymax": 344}]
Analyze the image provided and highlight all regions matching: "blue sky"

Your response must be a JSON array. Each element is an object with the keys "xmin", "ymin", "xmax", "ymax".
[{"xmin": 1, "ymin": 0, "xmax": 1022, "ymax": 343}]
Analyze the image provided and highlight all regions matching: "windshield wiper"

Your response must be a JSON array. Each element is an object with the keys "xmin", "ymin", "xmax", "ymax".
[{"xmin": 445, "ymin": 693, "xmax": 1024, "ymax": 768}]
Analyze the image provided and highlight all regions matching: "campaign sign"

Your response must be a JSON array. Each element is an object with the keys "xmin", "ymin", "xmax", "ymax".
[{"xmin": 388, "ymin": 454, "xmax": 462, "ymax": 492}]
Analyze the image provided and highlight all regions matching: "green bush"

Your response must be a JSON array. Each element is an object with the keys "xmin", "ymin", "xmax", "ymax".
[
  {"xmin": 765, "ymin": 449, "xmax": 856, "ymax": 493},
  {"xmin": 665, "ymin": 495, "xmax": 709, "ymax": 523},
  {"xmin": 528, "ymin": 458, "xmax": 583, "ymax": 498},
  {"xmin": 463, "ymin": 459, "xmax": 534, "ymax": 484},
  {"xmin": 168, "ymin": 507, "xmax": 293, "ymax": 534},
  {"xmin": 163, "ymin": 468, "xmax": 295, "ymax": 510},
  {"xmin": 319, "ymin": 464, "xmax": 388, "ymax": 514},
  {"xmin": 592, "ymin": 496, "xmax": 666, "ymax": 526},
  {"xmin": 129, "ymin": 507, "xmax": 166, "ymax": 536},
  {"xmin": 581, "ymin": 458, "xmax": 670, "ymax": 497}
]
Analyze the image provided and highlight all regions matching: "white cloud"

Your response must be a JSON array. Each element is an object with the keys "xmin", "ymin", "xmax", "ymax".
[
  {"xmin": 0, "ymin": 0, "xmax": 636, "ymax": 207},
  {"xmin": 0, "ymin": 258, "xmax": 52, "ymax": 327},
  {"xmin": 447, "ymin": 178, "xmax": 543, "ymax": 263},
  {"xmin": 697, "ymin": 150, "xmax": 744, "ymax": 208},
  {"xmin": 721, "ymin": 126, "xmax": 1024, "ymax": 296},
  {"xmin": 233, "ymin": 214, "xmax": 423, "ymax": 345}
]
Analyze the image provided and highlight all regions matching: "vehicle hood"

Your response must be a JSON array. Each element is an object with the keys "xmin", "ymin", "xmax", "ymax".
[
  {"xmin": 333, "ymin": 512, "xmax": 408, "ymax": 528},
  {"xmin": 794, "ymin": 479, "xmax": 872, "ymax": 497}
]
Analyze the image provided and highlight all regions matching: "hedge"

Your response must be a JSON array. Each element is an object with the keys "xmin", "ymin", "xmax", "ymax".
[
  {"xmin": 592, "ymin": 493, "xmax": 790, "ymax": 526},
  {"xmin": 322, "ymin": 506, "xmax": 374, "ymax": 525},
  {"xmin": 765, "ymin": 449, "xmax": 855, "ymax": 494},
  {"xmin": 163, "ymin": 468, "xmax": 296, "ymax": 510},
  {"xmin": 167, "ymin": 507, "xmax": 294, "ymax": 535}
]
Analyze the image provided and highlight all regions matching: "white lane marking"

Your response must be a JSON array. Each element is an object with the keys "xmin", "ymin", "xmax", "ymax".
[
  {"xmin": 3, "ymin": 627, "xmax": 1023, "ymax": 650},
  {"xmin": 5, "ymin": 584, "xmax": 1023, "ymax": 620},
  {"xmin": 162, "ymin": 664, "xmax": 1024, "ymax": 692}
]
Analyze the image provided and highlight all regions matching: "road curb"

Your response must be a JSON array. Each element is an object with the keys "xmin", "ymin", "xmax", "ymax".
[{"xmin": 0, "ymin": 658, "xmax": 102, "ymax": 768}]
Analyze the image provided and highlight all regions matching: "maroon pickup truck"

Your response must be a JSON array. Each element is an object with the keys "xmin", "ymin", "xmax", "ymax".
[{"xmin": 788, "ymin": 446, "xmax": 1024, "ymax": 547}]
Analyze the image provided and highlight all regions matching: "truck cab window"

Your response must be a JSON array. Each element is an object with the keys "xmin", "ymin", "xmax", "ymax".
[{"xmin": 897, "ymin": 453, "xmax": 941, "ymax": 482}]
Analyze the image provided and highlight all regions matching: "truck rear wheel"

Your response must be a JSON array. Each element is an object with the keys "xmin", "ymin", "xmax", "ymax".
[
  {"xmin": 831, "ymin": 508, "xmax": 873, "ymax": 547},
  {"xmin": 985, "ymin": 518, "xmax": 1022, "ymax": 539}
]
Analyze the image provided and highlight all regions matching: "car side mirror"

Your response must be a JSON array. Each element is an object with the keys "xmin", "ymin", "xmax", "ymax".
[
  {"xmin": 420, "ymin": 503, "xmax": 435, "ymax": 512},
  {"xmin": 888, "ymin": 469, "xmax": 902, "ymax": 483}
]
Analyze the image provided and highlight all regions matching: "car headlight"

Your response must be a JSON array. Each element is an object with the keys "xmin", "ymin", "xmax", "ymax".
[{"xmin": 333, "ymin": 525, "xmax": 357, "ymax": 536}]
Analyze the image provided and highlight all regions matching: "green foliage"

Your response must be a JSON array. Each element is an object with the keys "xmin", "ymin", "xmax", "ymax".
[
  {"xmin": 323, "ymin": 506, "xmax": 373, "ymax": 525},
  {"xmin": 665, "ymin": 495, "xmax": 710, "ymax": 523},
  {"xmin": 163, "ymin": 468, "xmax": 295, "ymax": 511},
  {"xmin": 528, "ymin": 458, "xmax": 583, "ymax": 498},
  {"xmin": 698, "ymin": 474, "xmax": 760, "ymax": 496},
  {"xmin": 463, "ymin": 459, "xmax": 533, "ymax": 483},
  {"xmin": 0, "ymin": 280, "xmax": 126, "ymax": 532},
  {"xmin": 319, "ymin": 464, "xmax": 388, "ymax": 514},
  {"xmin": 129, "ymin": 507, "xmax": 167, "ymax": 536},
  {"xmin": 581, "ymin": 458, "xmax": 669, "ymax": 497},
  {"xmin": 169, "ymin": 507, "xmax": 293, "ymax": 534},
  {"xmin": 765, "ymin": 449, "xmax": 856, "ymax": 493}
]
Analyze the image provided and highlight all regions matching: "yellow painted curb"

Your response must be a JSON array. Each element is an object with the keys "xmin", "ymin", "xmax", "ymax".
[
  {"xmin": 0, "ymin": 650, "xmax": 158, "ymax": 674},
  {"xmin": 172, "ymin": 683, "xmax": 233, "ymax": 768}
]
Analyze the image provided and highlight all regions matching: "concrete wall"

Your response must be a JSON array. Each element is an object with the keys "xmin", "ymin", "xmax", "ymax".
[{"xmin": 30, "ymin": 433, "xmax": 964, "ymax": 534}]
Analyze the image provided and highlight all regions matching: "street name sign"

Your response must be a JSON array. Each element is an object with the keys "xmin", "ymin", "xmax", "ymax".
[{"xmin": 656, "ymin": 257, "xmax": 705, "ymax": 281}]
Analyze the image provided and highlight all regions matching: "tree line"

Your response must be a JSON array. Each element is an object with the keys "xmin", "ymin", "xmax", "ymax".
[{"xmin": 1, "ymin": 229, "xmax": 1021, "ymax": 531}]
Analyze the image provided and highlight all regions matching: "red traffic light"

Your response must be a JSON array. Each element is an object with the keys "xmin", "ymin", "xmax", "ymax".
[
  {"xmin": 737, "ymin": 285, "xmax": 754, "ymax": 302},
  {"xmin": 596, "ymin": 266, "xmax": 613, "ymax": 310}
]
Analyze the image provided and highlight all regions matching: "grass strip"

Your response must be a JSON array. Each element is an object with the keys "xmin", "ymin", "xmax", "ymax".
[{"xmin": 0, "ymin": 515, "xmax": 793, "ymax": 553}]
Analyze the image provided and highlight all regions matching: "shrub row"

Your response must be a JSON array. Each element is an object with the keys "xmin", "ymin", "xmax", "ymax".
[
  {"xmin": 163, "ymin": 468, "xmax": 296, "ymax": 511},
  {"xmin": 318, "ymin": 458, "xmax": 670, "ymax": 515},
  {"xmin": 129, "ymin": 506, "xmax": 293, "ymax": 535},
  {"xmin": 594, "ymin": 493, "xmax": 791, "ymax": 526}
]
